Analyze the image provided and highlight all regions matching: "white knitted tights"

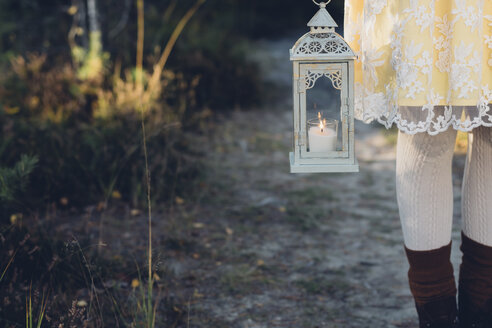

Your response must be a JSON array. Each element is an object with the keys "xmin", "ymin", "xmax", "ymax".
[
  {"xmin": 462, "ymin": 127, "xmax": 492, "ymax": 247},
  {"xmin": 396, "ymin": 126, "xmax": 492, "ymax": 251}
]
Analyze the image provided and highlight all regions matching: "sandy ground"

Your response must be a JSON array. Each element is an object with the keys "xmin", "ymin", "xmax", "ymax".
[
  {"xmin": 67, "ymin": 37, "xmax": 468, "ymax": 328},
  {"xmin": 0, "ymin": 33, "xmax": 472, "ymax": 328},
  {"xmin": 167, "ymin": 37, "xmax": 467, "ymax": 328}
]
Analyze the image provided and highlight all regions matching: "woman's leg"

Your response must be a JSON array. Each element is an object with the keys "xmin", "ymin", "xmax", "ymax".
[
  {"xmin": 396, "ymin": 128, "xmax": 457, "ymax": 251},
  {"xmin": 459, "ymin": 126, "xmax": 492, "ymax": 324},
  {"xmin": 396, "ymin": 128, "xmax": 459, "ymax": 326},
  {"xmin": 462, "ymin": 126, "xmax": 492, "ymax": 246}
]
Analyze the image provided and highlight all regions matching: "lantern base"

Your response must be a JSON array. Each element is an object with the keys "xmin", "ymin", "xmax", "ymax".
[{"xmin": 289, "ymin": 152, "xmax": 359, "ymax": 173}]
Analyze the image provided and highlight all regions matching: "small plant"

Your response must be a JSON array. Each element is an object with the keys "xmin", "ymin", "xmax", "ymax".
[
  {"xmin": 0, "ymin": 154, "xmax": 38, "ymax": 219},
  {"xmin": 0, "ymin": 154, "xmax": 38, "ymax": 203},
  {"xmin": 26, "ymin": 286, "xmax": 48, "ymax": 328},
  {"xmin": 133, "ymin": 0, "xmax": 205, "ymax": 327},
  {"xmin": 131, "ymin": 266, "xmax": 159, "ymax": 328}
]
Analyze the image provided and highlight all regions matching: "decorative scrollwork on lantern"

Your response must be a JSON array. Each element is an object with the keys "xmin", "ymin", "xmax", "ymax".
[
  {"xmin": 308, "ymin": 41, "xmax": 322, "ymax": 53},
  {"xmin": 305, "ymin": 70, "xmax": 343, "ymax": 91},
  {"xmin": 293, "ymin": 33, "xmax": 353, "ymax": 57}
]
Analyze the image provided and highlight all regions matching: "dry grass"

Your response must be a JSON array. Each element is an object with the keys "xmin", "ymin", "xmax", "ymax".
[{"xmin": 0, "ymin": 1, "xmax": 206, "ymax": 326}]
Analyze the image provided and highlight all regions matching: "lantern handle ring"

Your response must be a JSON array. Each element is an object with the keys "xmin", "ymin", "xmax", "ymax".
[{"xmin": 312, "ymin": 0, "xmax": 331, "ymax": 7}]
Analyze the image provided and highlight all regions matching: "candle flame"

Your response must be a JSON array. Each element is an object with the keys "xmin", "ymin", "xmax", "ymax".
[{"xmin": 317, "ymin": 112, "xmax": 326, "ymax": 133}]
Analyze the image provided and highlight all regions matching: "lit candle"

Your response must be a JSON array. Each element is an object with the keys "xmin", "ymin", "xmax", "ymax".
[{"xmin": 308, "ymin": 113, "xmax": 337, "ymax": 152}]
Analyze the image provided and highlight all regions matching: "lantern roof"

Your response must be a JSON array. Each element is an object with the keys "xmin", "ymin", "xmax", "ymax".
[
  {"xmin": 307, "ymin": 5, "xmax": 338, "ymax": 31},
  {"xmin": 290, "ymin": 3, "xmax": 356, "ymax": 61},
  {"xmin": 290, "ymin": 32, "xmax": 356, "ymax": 61}
]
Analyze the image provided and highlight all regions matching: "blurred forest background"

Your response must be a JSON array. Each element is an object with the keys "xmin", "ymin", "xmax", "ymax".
[
  {"xmin": 0, "ymin": 0, "xmax": 342, "ymax": 212},
  {"xmin": 0, "ymin": 0, "xmax": 345, "ymax": 327}
]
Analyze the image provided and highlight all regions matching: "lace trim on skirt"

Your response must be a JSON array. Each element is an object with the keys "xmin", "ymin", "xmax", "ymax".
[{"xmin": 355, "ymin": 85, "xmax": 492, "ymax": 135}]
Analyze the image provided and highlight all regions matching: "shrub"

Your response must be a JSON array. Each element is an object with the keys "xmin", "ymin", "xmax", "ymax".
[
  {"xmin": 0, "ymin": 154, "xmax": 38, "ymax": 219},
  {"xmin": 0, "ymin": 110, "xmax": 203, "ymax": 211},
  {"xmin": 0, "ymin": 154, "xmax": 38, "ymax": 202}
]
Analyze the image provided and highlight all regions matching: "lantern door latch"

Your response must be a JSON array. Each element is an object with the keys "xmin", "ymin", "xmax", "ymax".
[{"xmin": 295, "ymin": 132, "xmax": 307, "ymax": 146}]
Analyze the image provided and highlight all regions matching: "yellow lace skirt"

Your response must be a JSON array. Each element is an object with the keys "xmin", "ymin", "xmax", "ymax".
[{"xmin": 344, "ymin": 0, "xmax": 492, "ymax": 134}]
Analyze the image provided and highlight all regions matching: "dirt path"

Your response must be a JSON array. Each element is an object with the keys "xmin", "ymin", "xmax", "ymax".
[
  {"xmin": 169, "ymin": 38, "xmax": 467, "ymax": 328},
  {"xmin": 2, "ymin": 37, "xmax": 470, "ymax": 328}
]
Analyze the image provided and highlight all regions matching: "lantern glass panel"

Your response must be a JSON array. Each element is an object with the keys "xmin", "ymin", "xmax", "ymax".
[
  {"xmin": 298, "ymin": 62, "xmax": 349, "ymax": 163},
  {"xmin": 305, "ymin": 74, "xmax": 341, "ymax": 153}
]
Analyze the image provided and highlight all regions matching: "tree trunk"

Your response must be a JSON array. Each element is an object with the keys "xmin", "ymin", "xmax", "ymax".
[
  {"xmin": 87, "ymin": 0, "xmax": 100, "ymax": 33},
  {"xmin": 78, "ymin": 0, "xmax": 103, "ymax": 80}
]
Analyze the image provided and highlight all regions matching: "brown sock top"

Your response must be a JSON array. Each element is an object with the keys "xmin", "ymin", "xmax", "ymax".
[
  {"xmin": 461, "ymin": 231, "xmax": 492, "ymax": 267},
  {"xmin": 405, "ymin": 241, "xmax": 456, "ymax": 305},
  {"xmin": 405, "ymin": 241, "xmax": 453, "ymax": 268},
  {"xmin": 459, "ymin": 231, "xmax": 492, "ymax": 310}
]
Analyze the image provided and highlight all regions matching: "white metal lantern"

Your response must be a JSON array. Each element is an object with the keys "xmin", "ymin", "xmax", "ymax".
[{"xmin": 289, "ymin": 1, "xmax": 359, "ymax": 173}]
